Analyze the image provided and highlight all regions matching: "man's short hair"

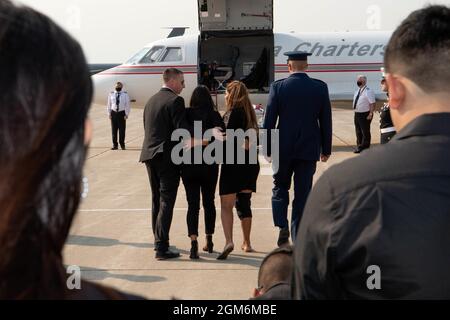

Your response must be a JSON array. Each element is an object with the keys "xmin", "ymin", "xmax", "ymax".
[
  {"xmin": 163, "ymin": 68, "xmax": 183, "ymax": 83},
  {"xmin": 358, "ymin": 75, "xmax": 367, "ymax": 82},
  {"xmin": 385, "ymin": 5, "xmax": 450, "ymax": 92},
  {"xmin": 289, "ymin": 60, "xmax": 308, "ymax": 71},
  {"xmin": 257, "ymin": 246, "xmax": 293, "ymax": 290}
]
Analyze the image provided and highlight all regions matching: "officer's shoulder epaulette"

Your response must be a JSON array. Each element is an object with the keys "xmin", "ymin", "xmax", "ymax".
[
  {"xmin": 271, "ymin": 78, "xmax": 285, "ymax": 87},
  {"xmin": 123, "ymin": 91, "xmax": 128, "ymax": 94},
  {"xmin": 311, "ymin": 78, "xmax": 327, "ymax": 85},
  {"xmin": 110, "ymin": 91, "xmax": 114, "ymax": 94}
]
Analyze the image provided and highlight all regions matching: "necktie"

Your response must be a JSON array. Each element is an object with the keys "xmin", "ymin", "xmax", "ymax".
[
  {"xmin": 116, "ymin": 92, "xmax": 121, "ymax": 112},
  {"xmin": 353, "ymin": 88, "xmax": 362, "ymax": 109},
  {"xmin": 353, "ymin": 87, "xmax": 366, "ymax": 109}
]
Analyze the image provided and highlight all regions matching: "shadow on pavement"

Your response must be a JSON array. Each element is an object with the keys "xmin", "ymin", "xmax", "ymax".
[
  {"xmin": 67, "ymin": 235, "xmax": 153, "ymax": 249},
  {"xmin": 74, "ymin": 266, "xmax": 166, "ymax": 284}
]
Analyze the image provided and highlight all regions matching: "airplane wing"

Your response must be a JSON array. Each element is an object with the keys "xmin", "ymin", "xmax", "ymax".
[{"xmin": 89, "ymin": 63, "xmax": 121, "ymax": 75}]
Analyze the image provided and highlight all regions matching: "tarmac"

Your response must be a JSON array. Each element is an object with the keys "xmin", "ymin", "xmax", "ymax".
[{"xmin": 63, "ymin": 103, "xmax": 382, "ymax": 300}]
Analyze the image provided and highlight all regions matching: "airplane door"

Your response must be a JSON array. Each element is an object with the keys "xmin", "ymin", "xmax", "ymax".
[
  {"xmin": 197, "ymin": 0, "xmax": 274, "ymax": 97},
  {"xmin": 198, "ymin": 0, "xmax": 273, "ymax": 32}
]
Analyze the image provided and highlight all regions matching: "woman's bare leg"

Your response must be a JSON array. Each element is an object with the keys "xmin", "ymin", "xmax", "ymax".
[{"xmin": 220, "ymin": 194, "xmax": 236, "ymax": 247}]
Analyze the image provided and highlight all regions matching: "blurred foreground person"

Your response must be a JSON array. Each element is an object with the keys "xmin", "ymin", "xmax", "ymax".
[
  {"xmin": 0, "ymin": 0, "xmax": 141, "ymax": 299},
  {"xmin": 294, "ymin": 5, "xmax": 450, "ymax": 299},
  {"xmin": 251, "ymin": 246, "xmax": 293, "ymax": 300}
]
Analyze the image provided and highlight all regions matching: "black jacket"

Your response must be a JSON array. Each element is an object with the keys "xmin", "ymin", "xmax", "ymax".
[
  {"xmin": 251, "ymin": 282, "xmax": 292, "ymax": 300},
  {"xmin": 139, "ymin": 88, "xmax": 189, "ymax": 163},
  {"xmin": 294, "ymin": 113, "xmax": 450, "ymax": 299}
]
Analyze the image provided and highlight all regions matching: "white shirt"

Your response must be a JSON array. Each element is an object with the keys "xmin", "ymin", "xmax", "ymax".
[
  {"xmin": 107, "ymin": 90, "xmax": 131, "ymax": 116},
  {"xmin": 353, "ymin": 86, "xmax": 376, "ymax": 113}
]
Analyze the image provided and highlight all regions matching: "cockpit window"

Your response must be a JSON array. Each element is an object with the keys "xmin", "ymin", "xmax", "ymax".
[
  {"xmin": 125, "ymin": 47, "xmax": 151, "ymax": 65},
  {"xmin": 160, "ymin": 47, "xmax": 183, "ymax": 62},
  {"xmin": 139, "ymin": 46, "xmax": 165, "ymax": 64}
]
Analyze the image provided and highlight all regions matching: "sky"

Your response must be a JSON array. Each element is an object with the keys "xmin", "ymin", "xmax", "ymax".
[{"xmin": 17, "ymin": 0, "xmax": 450, "ymax": 63}]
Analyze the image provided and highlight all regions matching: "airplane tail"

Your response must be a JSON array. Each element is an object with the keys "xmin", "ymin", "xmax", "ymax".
[{"xmin": 164, "ymin": 27, "xmax": 190, "ymax": 38}]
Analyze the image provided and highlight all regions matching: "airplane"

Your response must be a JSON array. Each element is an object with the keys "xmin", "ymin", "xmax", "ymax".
[
  {"xmin": 92, "ymin": 0, "xmax": 391, "ymax": 116},
  {"xmin": 87, "ymin": 29, "xmax": 191, "ymax": 75}
]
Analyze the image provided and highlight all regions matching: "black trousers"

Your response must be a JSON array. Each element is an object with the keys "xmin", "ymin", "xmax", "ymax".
[
  {"xmin": 181, "ymin": 164, "xmax": 218, "ymax": 237},
  {"xmin": 354, "ymin": 112, "xmax": 372, "ymax": 150},
  {"xmin": 111, "ymin": 110, "xmax": 126, "ymax": 147},
  {"xmin": 145, "ymin": 153, "xmax": 180, "ymax": 252}
]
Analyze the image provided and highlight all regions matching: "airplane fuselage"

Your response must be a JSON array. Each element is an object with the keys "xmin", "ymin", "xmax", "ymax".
[{"xmin": 93, "ymin": 31, "xmax": 391, "ymax": 109}]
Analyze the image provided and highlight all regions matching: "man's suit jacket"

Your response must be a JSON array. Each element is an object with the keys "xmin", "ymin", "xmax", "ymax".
[
  {"xmin": 263, "ymin": 73, "xmax": 332, "ymax": 162},
  {"xmin": 139, "ymin": 88, "xmax": 189, "ymax": 163}
]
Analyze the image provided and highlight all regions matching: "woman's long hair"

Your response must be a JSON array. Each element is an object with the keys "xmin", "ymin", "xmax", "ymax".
[
  {"xmin": 0, "ymin": 1, "xmax": 92, "ymax": 299},
  {"xmin": 190, "ymin": 85, "xmax": 217, "ymax": 111},
  {"xmin": 225, "ymin": 81, "xmax": 258, "ymax": 131}
]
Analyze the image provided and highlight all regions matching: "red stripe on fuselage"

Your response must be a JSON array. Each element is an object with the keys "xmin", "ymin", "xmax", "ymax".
[
  {"xmin": 116, "ymin": 65, "xmax": 197, "ymax": 69},
  {"xmin": 98, "ymin": 72, "xmax": 198, "ymax": 75}
]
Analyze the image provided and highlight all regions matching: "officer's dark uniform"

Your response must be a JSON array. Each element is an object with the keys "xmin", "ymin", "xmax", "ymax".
[
  {"xmin": 380, "ymin": 102, "xmax": 396, "ymax": 144},
  {"xmin": 294, "ymin": 113, "xmax": 450, "ymax": 299},
  {"xmin": 263, "ymin": 51, "xmax": 332, "ymax": 244}
]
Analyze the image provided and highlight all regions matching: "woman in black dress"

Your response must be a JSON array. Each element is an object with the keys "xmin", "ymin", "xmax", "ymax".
[
  {"xmin": 182, "ymin": 86, "xmax": 225, "ymax": 259},
  {"xmin": 217, "ymin": 81, "xmax": 260, "ymax": 260}
]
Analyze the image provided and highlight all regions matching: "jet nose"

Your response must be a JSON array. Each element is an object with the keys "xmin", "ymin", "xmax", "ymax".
[{"xmin": 92, "ymin": 73, "xmax": 118, "ymax": 106}]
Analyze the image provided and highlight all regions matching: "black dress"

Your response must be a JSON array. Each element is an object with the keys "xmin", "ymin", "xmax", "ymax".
[{"xmin": 219, "ymin": 107, "xmax": 260, "ymax": 195}]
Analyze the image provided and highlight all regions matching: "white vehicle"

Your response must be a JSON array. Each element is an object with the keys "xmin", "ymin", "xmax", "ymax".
[{"xmin": 92, "ymin": 0, "xmax": 391, "ymax": 110}]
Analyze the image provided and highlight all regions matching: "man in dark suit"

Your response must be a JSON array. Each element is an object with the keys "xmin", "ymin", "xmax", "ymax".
[
  {"xmin": 293, "ymin": 5, "xmax": 450, "ymax": 299},
  {"xmin": 263, "ymin": 51, "xmax": 332, "ymax": 247},
  {"xmin": 139, "ymin": 68, "xmax": 188, "ymax": 260}
]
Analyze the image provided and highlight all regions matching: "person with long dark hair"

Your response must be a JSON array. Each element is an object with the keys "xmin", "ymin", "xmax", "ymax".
[
  {"xmin": 217, "ymin": 81, "xmax": 260, "ymax": 260},
  {"xmin": 0, "ymin": 0, "xmax": 140, "ymax": 299},
  {"xmin": 182, "ymin": 86, "xmax": 225, "ymax": 259}
]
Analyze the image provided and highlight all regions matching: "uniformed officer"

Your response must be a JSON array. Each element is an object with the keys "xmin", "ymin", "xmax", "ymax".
[
  {"xmin": 263, "ymin": 51, "xmax": 332, "ymax": 247},
  {"xmin": 353, "ymin": 75, "xmax": 376, "ymax": 153},
  {"xmin": 379, "ymin": 76, "xmax": 396, "ymax": 144},
  {"xmin": 107, "ymin": 81, "xmax": 131, "ymax": 150}
]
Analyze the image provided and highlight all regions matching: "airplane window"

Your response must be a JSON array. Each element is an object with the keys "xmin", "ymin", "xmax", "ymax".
[
  {"xmin": 139, "ymin": 46, "xmax": 164, "ymax": 64},
  {"xmin": 160, "ymin": 47, "xmax": 183, "ymax": 62},
  {"xmin": 125, "ymin": 47, "xmax": 151, "ymax": 65}
]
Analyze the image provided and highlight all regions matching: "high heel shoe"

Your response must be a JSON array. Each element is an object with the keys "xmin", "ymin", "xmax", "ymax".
[
  {"xmin": 190, "ymin": 240, "xmax": 199, "ymax": 260},
  {"xmin": 241, "ymin": 244, "xmax": 255, "ymax": 253},
  {"xmin": 203, "ymin": 235, "xmax": 214, "ymax": 253},
  {"xmin": 217, "ymin": 243, "xmax": 234, "ymax": 260}
]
